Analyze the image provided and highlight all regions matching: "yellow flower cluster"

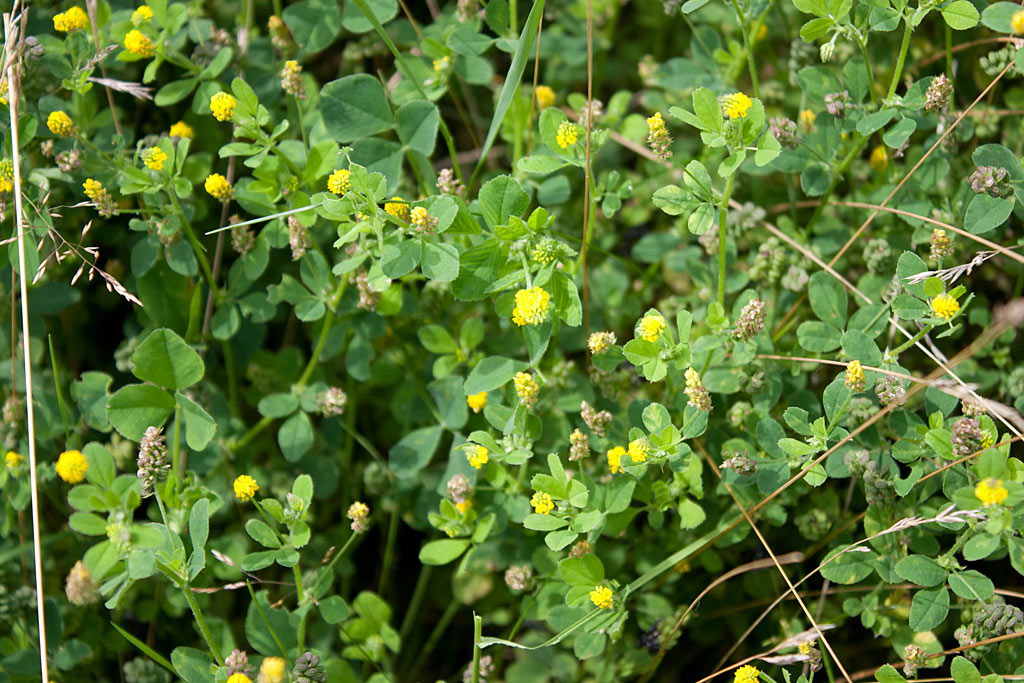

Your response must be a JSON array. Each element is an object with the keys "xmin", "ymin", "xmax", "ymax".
[
  {"xmin": 587, "ymin": 331, "xmax": 615, "ymax": 355},
  {"xmin": 535, "ymin": 85, "xmax": 555, "ymax": 109},
  {"xmin": 799, "ymin": 109, "xmax": 816, "ymax": 128},
  {"xmin": 646, "ymin": 111, "xmax": 673, "ymax": 160},
  {"xmin": 455, "ymin": 500, "xmax": 472, "ymax": 514},
  {"xmin": 799, "ymin": 641, "xmax": 814, "ymax": 654},
  {"xmin": 142, "ymin": 147, "xmax": 167, "ymax": 170},
  {"xmin": 636, "ymin": 314, "xmax": 666, "ymax": 342},
  {"xmin": 348, "ymin": 500, "xmax": 369, "ymax": 520},
  {"xmin": 433, "ymin": 56, "xmax": 449, "ymax": 73},
  {"xmin": 226, "ymin": 674, "xmax": 251, "ymax": 683},
  {"xmin": 845, "ymin": 360, "xmax": 865, "ymax": 392},
  {"xmin": 1013, "ymin": 10, "xmax": 1024, "ymax": 34},
  {"xmin": 607, "ymin": 446, "xmax": 625, "ymax": 474},
  {"xmin": 512, "ymin": 286, "xmax": 551, "ymax": 326},
  {"xmin": 466, "ymin": 391, "xmax": 487, "ymax": 413},
  {"xmin": 234, "ymin": 474, "xmax": 259, "ymax": 501},
  {"xmin": 589, "ymin": 585, "xmax": 613, "ymax": 609},
  {"xmin": 870, "ymin": 145, "xmax": 888, "ymax": 171},
  {"xmin": 410, "ymin": 206, "xmax": 437, "ymax": 233},
  {"xmin": 384, "ymin": 196, "xmax": 409, "ymax": 220},
  {"xmin": 721, "ymin": 92, "xmax": 753, "ymax": 119},
  {"xmin": 56, "ymin": 450, "xmax": 88, "ymax": 483},
  {"xmin": 734, "ymin": 665, "xmax": 760, "ymax": 683},
  {"xmin": 647, "ymin": 111, "xmax": 667, "ymax": 137},
  {"xmin": 627, "ymin": 438, "xmax": 649, "ymax": 464},
  {"xmin": 260, "ymin": 658, "xmax": 286, "ymax": 683},
  {"xmin": 1, "ymin": 80, "xmax": 8, "ymax": 107},
  {"xmin": 205, "ymin": 173, "xmax": 232, "ymax": 200},
  {"xmin": 125, "ymin": 29, "xmax": 155, "ymax": 57},
  {"xmin": 556, "ymin": 121, "xmax": 579, "ymax": 149},
  {"xmin": 530, "ymin": 491, "xmax": 554, "ymax": 515},
  {"xmin": 466, "ymin": 444, "xmax": 489, "ymax": 469},
  {"xmin": 327, "ymin": 169, "xmax": 351, "ymax": 195},
  {"xmin": 514, "ymin": 372, "xmax": 539, "ymax": 407},
  {"xmin": 132, "ymin": 5, "xmax": 154, "ymax": 26},
  {"xmin": 53, "ymin": 6, "xmax": 89, "ymax": 33},
  {"xmin": 930, "ymin": 292, "xmax": 960, "ymax": 321},
  {"xmin": 5, "ymin": 451, "xmax": 23, "ymax": 469},
  {"xmin": 975, "ymin": 478, "xmax": 1008, "ymax": 507},
  {"xmin": 210, "ymin": 92, "xmax": 236, "ymax": 122},
  {"xmin": 169, "ymin": 120, "xmax": 194, "ymax": 138},
  {"xmin": 47, "ymin": 111, "xmax": 75, "ymax": 137},
  {"xmin": 82, "ymin": 179, "xmax": 104, "ymax": 201},
  {"xmin": 0, "ymin": 159, "xmax": 13, "ymax": 194}
]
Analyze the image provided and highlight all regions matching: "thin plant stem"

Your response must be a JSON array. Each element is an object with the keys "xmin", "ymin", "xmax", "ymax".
[
  {"xmin": 891, "ymin": 323, "xmax": 934, "ymax": 357},
  {"xmin": 717, "ymin": 172, "xmax": 736, "ymax": 307},
  {"xmin": 398, "ymin": 564, "xmax": 433, "ymax": 641},
  {"xmin": 171, "ymin": 403, "xmax": 183, "ymax": 481},
  {"xmin": 408, "ymin": 600, "xmax": 460, "ymax": 680},
  {"xmin": 48, "ymin": 336, "xmax": 70, "ymax": 441},
  {"xmin": 886, "ymin": 17, "xmax": 913, "ymax": 101},
  {"xmin": 471, "ymin": 613, "xmax": 483, "ymax": 683},
  {"xmin": 857, "ymin": 38, "xmax": 876, "ymax": 106},
  {"xmin": 377, "ymin": 507, "xmax": 400, "ymax": 598},
  {"xmin": 729, "ymin": 0, "xmax": 759, "ymax": 98}
]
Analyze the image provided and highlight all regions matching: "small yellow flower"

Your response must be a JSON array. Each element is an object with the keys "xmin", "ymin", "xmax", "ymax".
[
  {"xmin": 53, "ymin": 7, "xmax": 89, "ymax": 33},
  {"xmin": 535, "ymin": 85, "xmax": 555, "ymax": 109},
  {"xmin": 647, "ymin": 112, "xmax": 668, "ymax": 137},
  {"xmin": 734, "ymin": 665, "xmax": 760, "ymax": 683},
  {"xmin": 556, "ymin": 121, "xmax": 579, "ymax": 149},
  {"xmin": 124, "ymin": 29, "xmax": 155, "ymax": 57},
  {"xmin": 384, "ymin": 196, "xmax": 409, "ymax": 220},
  {"xmin": 410, "ymin": 206, "xmax": 433, "ymax": 232},
  {"xmin": 587, "ymin": 331, "xmax": 615, "ymax": 355},
  {"xmin": 47, "ymin": 111, "xmax": 74, "ymax": 137},
  {"xmin": 530, "ymin": 491, "xmax": 554, "ymax": 515},
  {"xmin": 975, "ymin": 478, "xmax": 1008, "ymax": 507},
  {"xmin": 327, "ymin": 169, "xmax": 351, "ymax": 195},
  {"xmin": 757, "ymin": 24, "xmax": 768, "ymax": 40},
  {"xmin": 5, "ymin": 451, "xmax": 23, "ymax": 469},
  {"xmin": 56, "ymin": 450, "xmax": 88, "ymax": 484},
  {"xmin": 627, "ymin": 438, "xmax": 649, "ymax": 464},
  {"xmin": 210, "ymin": 91, "xmax": 236, "ymax": 122},
  {"xmin": 799, "ymin": 109, "xmax": 816, "ymax": 128},
  {"xmin": 512, "ymin": 286, "xmax": 551, "ymax": 326},
  {"xmin": 845, "ymin": 360, "xmax": 865, "ymax": 392},
  {"xmin": 205, "ymin": 173, "xmax": 233, "ymax": 200},
  {"xmin": 589, "ymin": 585, "xmax": 613, "ymax": 609},
  {"xmin": 721, "ymin": 92, "xmax": 753, "ymax": 119},
  {"xmin": 636, "ymin": 314, "xmax": 666, "ymax": 342},
  {"xmin": 455, "ymin": 500, "xmax": 472, "ymax": 514},
  {"xmin": 982, "ymin": 432, "xmax": 995, "ymax": 449},
  {"xmin": 433, "ymin": 56, "xmax": 449, "ymax": 72},
  {"xmin": 930, "ymin": 292, "xmax": 960, "ymax": 321},
  {"xmin": 234, "ymin": 474, "xmax": 259, "ymax": 502},
  {"xmin": 142, "ymin": 147, "xmax": 167, "ymax": 171},
  {"xmin": 1, "ymin": 80, "xmax": 8, "ymax": 107},
  {"xmin": 226, "ymin": 674, "xmax": 252, "ymax": 683},
  {"xmin": 259, "ymin": 657, "xmax": 286, "ymax": 683},
  {"xmin": 798, "ymin": 641, "xmax": 814, "ymax": 654},
  {"xmin": 514, "ymin": 372, "xmax": 539, "ymax": 407},
  {"xmin": 870, "ymin": 145, "xmax": 888, "ymax": 171},
  {"xmin": 1012, "ymin": 10, "xmax": 1024, "ymax": 34},
  {"xmin": 169, "ymin": 121, "xmax": 194, "ymax": 138},
  {"xmin": 82, "ymin": 179, "xmax": 103, "ymax": 200},
  {"xmin": 348, "ymin": 500, "xmax": 369, "ymax": 520},
  {"xmin": 607, "ymin": 446, "xmax": 626, "ymax": 474},
  {"xmin": 132, "ymin": 5, "xmax": 154, "ymax": 26},
  {"xmin": 466, "ymin": 444, "xmax": 489, "ymax": 469},
  {"xmin": 0, "ymin": 159, "xmax": 11, "ymax": 194},
  {"xmin": 467, "ymin": 392, "xmax": 487, "ymax": 414}
]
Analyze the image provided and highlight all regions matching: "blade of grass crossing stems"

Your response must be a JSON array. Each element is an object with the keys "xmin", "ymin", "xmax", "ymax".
[
  {"xmin": 112, "ymin": 623, "xmax": 176, "ymax": 674},
  {"xmin": 5, "ymin": 8, "xmax": 50, "ymax": 681},
  {"xmin": 48, "ymin": 335, "xmax": 70, "ymax": 440},
  {"xmin": 469, "ymin": 0, "xmax": 546, "ymax": 189},
  {"xmin": 350, "ymin": 0, "xmax": 464, "ymax": 185}
]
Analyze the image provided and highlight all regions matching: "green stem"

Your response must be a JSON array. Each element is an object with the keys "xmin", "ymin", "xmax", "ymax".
[
  {"xmin": 398, "ymin": 564, "xmax": 433, "ymax": 642},
  {"xmin": 857, "ymin": 38, "xmax": 877, "ymax": 106},
  {"xmin": 945, "ymin": 23, "xmax": 953, "ymax": 76},
  {"xmin": 408, "ymin": 600, "xmax": 460, "ymax": 680},
  {"xmin": 886, "ymin": 17, "xmax": 913, "ymax": 102},
  {"xmin": 48, "ymin": 336, "xmax": 70, "ymax": 441},
  {"xmin": 471, "ymin": 613, "xmax": 483, "ymax": 683},
  {"xmin": 803, "ymin": 134, "xmax": 870, "ymax": 238},
  {"xmin": 378, "ymin": 507, "xmax": 400, "ymax": 598},
  {"xmin": 337, "ymin": 420, "xmax": 387, "ymax": 464},
  {"xmin": 169, "ymin": 193, "xmax": 216, "ymax": 291},
  {"xmin": 171, "ymin": 403, "xmax": 183, "ymax": 482},
  {"xmin": 891, "ymin": 323, "xmax": 933, "ymax": 358},
  {"xmin": 181, "ymin": 585, "xmax": 225, "ymax": 666},
  {"xmin": 729, "ymin": 0, "xmax": 759, "ymax": 98},
  {"xmin": 717, "ymin": 173, "xmax": 736, "ymax": 307}
]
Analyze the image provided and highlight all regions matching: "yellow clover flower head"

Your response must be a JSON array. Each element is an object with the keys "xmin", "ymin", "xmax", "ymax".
[
  {"xmin": 132, "ymin": 5, "xmax": 154, "ymax": 26},
  {"xmin": 169, "ymin": 120, "xmax": 194, "ymax": 138},
  {"xmin": 975, "ymin": 478, "xmax": 1008, "ymax": 507},
  {"xmin": 930, "ymin": 292, "xmax": 960, "ymax": 321},
  {"xmin": 56, "ymin": 450, "xmax": 88, "ymax": 483},
  {"xmin": 0, "ymin": 159, "xmax": 14, "ymax": 194},
  {"xmin": 226, "ymin": 674, "xmax": 252, "ymax": 683},
  {"xmin": 514, "ymin": 372, "xmax": 539, "ymax": 408},
  {"xmin": 466, "ymin": 391, "xmax": 487, "ymax": 414},
  {"xmin": 124, "ymin": 29, "xmax": 156, "ymax": 57},
  {"xmin": 556, "ymin": 121, "xmax": 579, "ymax": 149},
  {"xmin": 327, "ymin": 169, "xmax": 351, "ymax": 195},
  {"xmin": 512, "ymin": 286, "xmax": 551, "ymax": 326},
  {"xmin": 587, "ymin": 331, "xmax": 616, "ymax": 355},
  {"xmin": 530, "ymin": 491, "xmax": 554, "ymax": 515},
  {"xmin": 142, "ymin": 147, "xmax": 167, "ymax": 171},
  {"xmin": 205, "ymin": 173, "xmax": 233, "ymax": 201},
  {"xmin": 210, "ymin": 91, "xmax": 237, "ymax": 122},
  {"xmin": 721, "ymin": 92, "xmax": 753, "ymax": 119},
  {"xmin": 54, "ymin": 6, "xmax": 89, "ymax": 33},
  {"xmin": 233, "ymin": 474, "xmax": 259, "ymax": 502},
  {"xmin": 845, "ymin": 360, "xmax": 866, "ymax": 392},
  {"xmin": 535, "ymin": 85, "xmax": 555, "ymax": 109},
  {"xmin": 47, "ymin": 111, "xmax": 75, "ymax": 137},
  {"xmin": 627, "ymin": 438, "xmax": 649, "ymax": 464},
  {"xmin": 870, "ymin": 145, "xmax": 888, "ymax": 171},
  {"xmin": 260, "ymin": 657, "xmax": 286, "ymax": 683},
  {"xmin": 799, "ymin": 109, "xmax": 816, "ymax": 128},
  {"xmin": 734, "ymin": 665, "xmax": 760, "ymax": 683},
  {"xmin": 83, "ymin": 179, "xmax": 103, "ymax": 200},
  {"xmin": 607, "ymin": 446, "xmax": 626, "ymax": 474},
  {"xmin": 466, "ymin": 444, "xmax": 489, "ymax": 469},
  {"xmin": 589, "ymin": 585, "xmax": 613, "ymax": 609},
  {"xmin": 0, "ymin": 80, "xmax": 8, "ymax": 107},
  {"xmin": 5, "ymin": 451, "xmax": 23, "ymax": 470},
  {"xmin": 636, "ymin": 313, "xmax": 666, "ymax": 342},
  {"xmin": 384, "ymin": 196, "xmax": 409, "ymax": 220},
  {"xmin": 1013, "ymin": 10, "xmax": 1024, "ymax": 34}
]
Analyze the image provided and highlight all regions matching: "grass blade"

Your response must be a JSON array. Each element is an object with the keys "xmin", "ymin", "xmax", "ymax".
[{"xmin": 111, "ymin": 623, "xmax": 176, "ymax": 674}]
